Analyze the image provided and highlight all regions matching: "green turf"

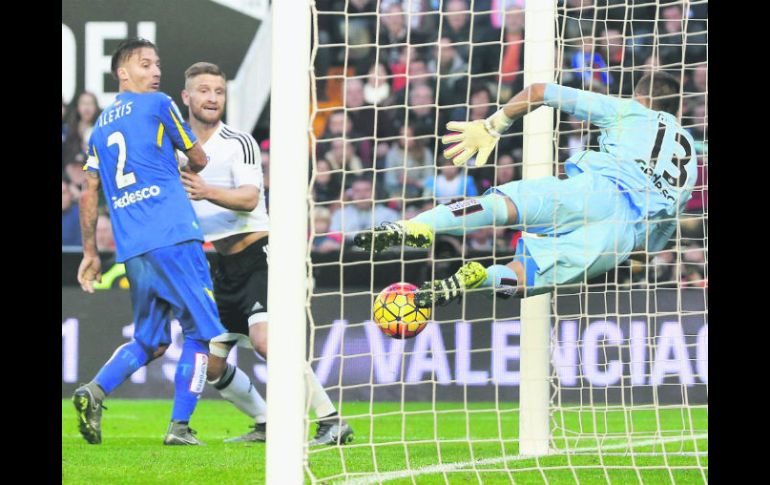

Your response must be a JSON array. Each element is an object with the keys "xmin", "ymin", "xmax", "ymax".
[{"xmin": 62, "ymin": 400, "xmax": 707, "ymax": 484}]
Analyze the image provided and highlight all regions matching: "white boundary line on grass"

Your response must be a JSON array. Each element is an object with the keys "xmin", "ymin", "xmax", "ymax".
[{"xmin": 336, "ymin": 433, "xmax": 708, "ymax": 485}]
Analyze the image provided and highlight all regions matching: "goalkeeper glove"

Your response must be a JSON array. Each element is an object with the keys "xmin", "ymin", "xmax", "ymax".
[{"xmin": 441, "ymin": 110, "xmax": 513, "ymax": 167}]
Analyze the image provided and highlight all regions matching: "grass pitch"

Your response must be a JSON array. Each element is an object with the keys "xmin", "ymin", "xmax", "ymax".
[{"xmin": 62, "ymin": 400, "xmax": 707, "ymax": 484}]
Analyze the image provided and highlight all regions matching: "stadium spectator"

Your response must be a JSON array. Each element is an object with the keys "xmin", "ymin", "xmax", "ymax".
[
  {"xmin": 561, "ymin": 0, "xmax": 596, "ymax": 45},
  {"xmin": 379, "ymin": 1, "xmax": 414, "ymax": 68},
  {"xmin": 406, "ymin": 83, "xmax": 439, "ymax": 137},
  {"xmin": 62, "ymin": 91, "xmax": 101, "ymax": 169},
  {"xmin": 345, "ymin": 74, "xmax": 396, "ymax": 142},
  {"xmin": 599, "ymin": 27, "xmax": 635, "ymax": 94},
  {"xmin": 312, "ymin": 206, "xmax": 342, "ymax": 253},
  {"xmin": 342, "ymin": 80, "xmax": 374, "ymax": 163},
  {"xmin": 423, "ymin": 154, "xmax": 478, "ymax": 205},
  {"xmin": 383, "ymin": 125, "xmax": 434, "ymax": 200},
  {"xmin": 602, "ymin": 27, "xmax": 625, "ymax": 68},
  {"xmin": 690, "ymin": 64, "xmax": 707, "ymax": 93},
  {"xmin": 313, "ymin": 158, "xmax": 343, "ymax": 204},
  {"xmin": 442, "ymin": 0, "xmax": 471, "ymax": 61},
  {"xmin": 570, "ymin": 34, "xmax": 611, "ymax": 90},
  {"xmin": 321, "ymin": 110, "xmax": 353, "ymax": 140},
  {"xmin": 330, "ymin": 176, "xmax": 399, "ymax": 238},
  {"xmin": 325, "ymin": 138, "xmax": 365, "ymax": 175},
  {"xmin": 404, "ymin": 0, "xmax": 441, "ymax": 40},
  {"xmin": 382, "ymin": 81, "xmax": 439, "ymax": 139},
  {"xmin": 475, "ymin": 151, "xmax": 520, "ymax": 202},
  {"xmin": 494, "ymin": 153, "xmax": 519, "ymax": 185},
  {"xmin": 450, "ymin": 84, "xmax": 497, "ymax": 126},
  {"xmin": 685, "ymin": 64, "xmax": 707, "ymax": 113},
  {"xmin": 657, "ymin": 3, "xmax": 708, "ymax": 67},
  {"xmin": 363, "ymin": 62, "xmax": 392, "ymax": 106},
  {"xmin": 62, "ymin": 180, "xmax": 81, "ymax": 246},
  {"xmin": 498, "ymin": 2, "xmax": 525, "ymax": 98},
  {"xmin": 442, "ymin": 0, "xmax": 500, "ymax": 83},
  {"xmin": 436, "ymin": 37, "xmax": 469, "ymax": 107}
]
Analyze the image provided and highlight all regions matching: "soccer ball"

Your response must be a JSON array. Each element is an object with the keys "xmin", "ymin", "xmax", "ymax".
[{"xmin": 372, "ymin": 282, "xmax": 431, "ymax": 339}]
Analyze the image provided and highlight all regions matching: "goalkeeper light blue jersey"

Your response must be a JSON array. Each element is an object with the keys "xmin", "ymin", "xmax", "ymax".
[
  {"xmin": 543, "ymin": 83, "xmax": 697, "ymax": 252},
  {"xmin": 86, "ymin": 91, "xmax": 204, "ymax": 262}
]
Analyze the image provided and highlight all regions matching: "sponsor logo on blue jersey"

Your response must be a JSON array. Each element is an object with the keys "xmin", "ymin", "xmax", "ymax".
[{"xmin": 112, "ymin": 185, "xmax": 162, "ymax": 209}]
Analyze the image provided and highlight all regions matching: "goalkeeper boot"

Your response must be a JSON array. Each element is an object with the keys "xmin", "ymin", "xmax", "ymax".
[
  {"xmin": 72, "ymin": 384, "xmax": 105, "ymax": 444},
  {"xmin": 163, "ymin": 421, "xmax": 204, "ymax": 446},
  {"xmin": 308, "ymin": 414, "xmax": 354, "ymax": 446},
  {"xmin": 224, "ymin": 422, "xmax": 266, "ymax": 443},
  {"xmin": 415, "ymin": 261, "xmax": 487, "ymax": 308},
  {"xmin": 353, "ymin": 220, "xmax": 433, "ymax": 253}
]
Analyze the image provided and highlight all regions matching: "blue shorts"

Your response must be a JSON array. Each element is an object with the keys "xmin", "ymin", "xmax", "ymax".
[
  {"xmin": 488, "ymin": 171, "xmax": 640, "ymax": 293},
  {"xmin": 124, "ymin": 240, "xmax": 225, "ymax": 349}
]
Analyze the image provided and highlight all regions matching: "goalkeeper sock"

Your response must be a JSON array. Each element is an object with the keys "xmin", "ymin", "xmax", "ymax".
[
  {"xmin": 480, "ymin": 264, "xmax": 519, "ymax": 289},
  {"xmin": 210, "ymin": 364, "xmax": 267, "ymax": 424},
  {"xmin": 94, "ymin": 341, "xmax": 152, "ymax": 394},
  {"xmin": 414, "ymin": 193, "xmax": 510, "ymax": 236},
  {"xmin": 171, "ymin": 338, "xmax": 209, "ymax": 422}
]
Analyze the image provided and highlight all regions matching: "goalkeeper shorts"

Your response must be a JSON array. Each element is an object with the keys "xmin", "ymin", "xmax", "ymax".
[{"xmin": 490, "ymin": 171, "xmax": 639, "ymax": 293}]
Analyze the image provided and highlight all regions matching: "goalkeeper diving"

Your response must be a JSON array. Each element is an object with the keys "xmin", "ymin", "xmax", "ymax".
[{"xmin": 354, "ymin": 72, "xmax": 697, "ymax": 306}]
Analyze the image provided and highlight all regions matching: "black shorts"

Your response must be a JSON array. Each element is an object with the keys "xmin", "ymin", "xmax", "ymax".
[{"xmin": 211, "ymin": 237, "xmax": 269, "ymax": 337}]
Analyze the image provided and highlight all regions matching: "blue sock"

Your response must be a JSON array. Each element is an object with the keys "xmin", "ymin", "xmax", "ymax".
[
  {"xmin": 480, "ymin": 264, "xmax": 519, "ymax": 289},
  {"xmin": 94, "ymin": 341, "xmax": 152, "ymax": 395},
  {"xmin": 414, "ymin": 194, "xmax": 510, "ymax": 236},
  {"xmin": 171, "ymin": 338, "xmax": 209, "ymax": 422}
]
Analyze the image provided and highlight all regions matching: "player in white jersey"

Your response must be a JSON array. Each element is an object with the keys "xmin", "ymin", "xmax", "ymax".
[
  {"xmin": 180, "ymin": 62, "xmax": 353, "ymax": 445},
  {"xmin": 355, "ymin": 72, "xmax": 697, "ymax": 306}
]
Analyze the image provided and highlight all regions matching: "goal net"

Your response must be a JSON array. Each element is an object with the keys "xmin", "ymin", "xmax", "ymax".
[{"xmin": 301, "ymin": 0, "xmax": 707, "ymax": 482}]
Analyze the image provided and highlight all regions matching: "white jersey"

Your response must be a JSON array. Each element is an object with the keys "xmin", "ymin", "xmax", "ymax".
[{"xmin": 180, "ymin": 122, "xmax": 269, "ymax": 242}]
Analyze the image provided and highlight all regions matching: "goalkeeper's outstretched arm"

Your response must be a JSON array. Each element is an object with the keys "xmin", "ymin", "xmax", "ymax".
[
  {"xmin": 492, "ymin": 82, "xmax": 548, "ymax": 132},
  {"xmin": 442, "ymin": 83, "xmax": 547, "ymax": 166}
]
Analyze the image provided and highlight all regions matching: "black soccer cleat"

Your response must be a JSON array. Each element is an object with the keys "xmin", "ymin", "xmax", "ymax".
[
  {"xmin": 414, "ymin": 262, "xmax": 488, "ymax": 307},
  {"xmin": 163, "ymin": 421, "xmax": 204, "ymax": 446},
  {"xmin": 353, "ymin": 220, "xmax": 433, "ymax": 253},
  {"xmin": 309, "ymin": 415, "xmax": 354, "ymax": 446},
  {"xmin": 224, "ymin": 422, "xmax": 266, "ymax": 443},
  {"xmin": 72, "ymin": 385, "xmax": 104, "ymax": 445}
]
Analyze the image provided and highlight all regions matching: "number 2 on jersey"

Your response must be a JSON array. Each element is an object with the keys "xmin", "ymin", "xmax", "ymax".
[{"xmin": 107, "ymin": 131, "xmax": 137, "ymax": 189}]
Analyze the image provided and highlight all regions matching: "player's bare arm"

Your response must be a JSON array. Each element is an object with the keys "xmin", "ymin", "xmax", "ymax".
[
  {"xmin": 180, "ymin": 171, "xmax": 258, "ymax": 211},
  {"xmin": 183, "ymin": 142, "xmax": 209, "ymax": 173},
  {"xmin": 77, "ymin": 171, "xmax": 102, "ymax": 293},
  {"xmin": 499, "ymin": 83, "xmax": 546, "ymax": 122}
]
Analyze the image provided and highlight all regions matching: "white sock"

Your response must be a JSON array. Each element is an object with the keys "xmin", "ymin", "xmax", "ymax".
[
  {"xmin": 305, "ymin": 363, "xmax": 336, "ymax": 419},
  {"xmin": 210, "ymin": 364, "xmax": 267, "ymax": 424}
]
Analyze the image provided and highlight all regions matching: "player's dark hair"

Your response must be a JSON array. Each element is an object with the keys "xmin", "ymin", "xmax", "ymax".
[
  {"xmin": 184, "ymin": 62, "xmax": 227, "ymax": 84},
  {"xmin": 635, "ymin": 71, "xmax": 680, "ymax": 115},
  {"xmin": 111, "ymin": 38, "xmax": 158, "ymax": 79}
]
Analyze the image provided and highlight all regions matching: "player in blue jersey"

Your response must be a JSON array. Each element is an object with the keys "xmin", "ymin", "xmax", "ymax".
[
  {"xmin": 72, "ymin": 38, "xmax": 226, "ymax": 446},
  {"xmin": 355, "ymin": 72, "xmax": 697, "ymax": 306}
]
